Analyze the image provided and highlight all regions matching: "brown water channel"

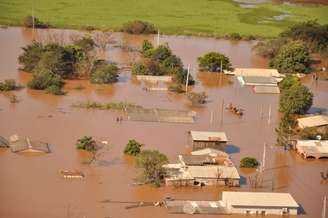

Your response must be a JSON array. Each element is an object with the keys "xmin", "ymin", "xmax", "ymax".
[{"xmin": 0, "ymin": 27, "xmax": 327, "ymax": 218}]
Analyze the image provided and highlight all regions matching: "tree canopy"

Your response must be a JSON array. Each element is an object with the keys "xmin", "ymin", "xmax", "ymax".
[
  {"xmin": 124, "ymin": 139, "xmax": 143, "ymax": 156},
  {"xmin": 240, "ymin": 157, "xmax": 259, "ymax": 168},
  {"xmin": 279, "ymin": 84, "xmax": 313, "ymax": 114},
  {"xmin": 121, "ymin": 20, "xmax": 157, "ymax": 34},
  {"xmin": 136, "ymin": 149, "xmax": 168, "ymax": 186},
  {"xmin": 270, "ymin": 40, "xmax": 311, "ymax": 74},
  {"xmin": 197, "ymin": 52, "xmax": 232, "ymax": 72}
]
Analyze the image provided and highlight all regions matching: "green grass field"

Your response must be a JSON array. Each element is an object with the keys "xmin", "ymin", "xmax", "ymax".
[{"xmin": 0, "ymin": 0, "xmax": 327, "ymax": 37}]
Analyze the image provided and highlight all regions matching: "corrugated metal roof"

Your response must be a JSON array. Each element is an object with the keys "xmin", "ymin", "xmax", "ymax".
[
  {"xmin": 297, "ymin": 115, "xmax": 328, "ymax": 129},
  {"xmin": 222, "ymin": 191, "xmax": 299, "ymax": 208},
  {"xmin": 253, "ymin": 86, "xmax": 280, "ymax": 94},
  {"xmin": 231, "ymin": 68, "xmax": 282, "ymax": 77},
  {"xmin": 190, "ymin": 131, "xmax": 228, "ymax": 142},
  {"xmin": 165, "ymin": 200, "xmax": 228, "ymax": 214},
  {"xmin": 240, "ymin": 76, "xmax": 278, "ymax": 86},
  {"xmin": 179, "ymin": 154, "xmax": 217, "ymax": 166},
  {"xmin": 136, "ymin": 75, "xmax": 172, "ymax": 82},
  {"xmin": 296, "ymin": 140, "xmax": 328, "ymax": 155},
  {"xmin": 187, "ymin": 165, "xmax": 240, "ymax": 179}
]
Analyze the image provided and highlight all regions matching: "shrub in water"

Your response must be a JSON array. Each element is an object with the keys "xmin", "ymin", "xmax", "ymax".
[
  {"xmin": 121, "ymin": 20, "xmax": 157, "ymax": 34},
  {"xmin": 124, "ymin": 139, "xmax": 143, "ymax": 156},
  {"xmin": 240, "ymin": 157, "xmax": 259, "ymax": 168}
]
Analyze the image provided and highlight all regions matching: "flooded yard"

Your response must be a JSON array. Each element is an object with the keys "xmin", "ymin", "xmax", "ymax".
[{"xmin": 0, "ymin": 27, "xmax": 327, "ymax": 218}]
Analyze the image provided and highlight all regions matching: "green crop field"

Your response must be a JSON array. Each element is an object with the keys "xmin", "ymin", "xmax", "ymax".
[{"xmin": 0, "ymin": 0, "xmax": 327, "ymax": 37}]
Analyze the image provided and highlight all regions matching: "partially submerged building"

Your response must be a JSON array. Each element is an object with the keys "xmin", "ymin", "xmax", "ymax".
[
  {"xmin": 221, "ymin": 191, "xmax": 299, "ymax": 215},
  {"xmin": 0, "ymin": 136, "xmax": 9, "ymax": 148},
  {"xmin": 189, "ymin": 131, "xmax": 228, "ymax": 151},
  {"xmin": 295, "ymin": 140, "xmax": 328, "ymax": 159},
  {"xmin": 9, "ymin": 136, "xmax": 50, "ymax": 153},
  {"xmin": 226, "ymin": 68, "xmax": 283, "ymax": 79},
  {"xmin": 165, "ymin": 199, "xmax": 228, "ymax": 214},
  {"xmin": 253, "ymin": 86, "xmax": 280, "ymax": 94},
  {"xmin": 238, "ymin": 76, "xmax": 278, "ymax": 87},
  {"xmin": 163, "ymin": 149, "xmax": 239, "ymax": 187},
  {"xmin": 136, "ymin": 75, "xmax": 172, "ymax": 82},
  {"xmin": 297, "ymin": 115, "xmax": 328, "ymax": 129}
]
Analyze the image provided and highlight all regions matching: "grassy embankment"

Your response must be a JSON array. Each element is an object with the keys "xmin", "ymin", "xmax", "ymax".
[{"xmin": 0, "ymin": 0, "xmax": 327, "ymax": 37}]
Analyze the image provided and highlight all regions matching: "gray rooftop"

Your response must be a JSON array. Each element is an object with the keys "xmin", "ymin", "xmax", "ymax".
[{"xmin": 10, "ymin": 137, "xmax": 50, "ymax": 153}]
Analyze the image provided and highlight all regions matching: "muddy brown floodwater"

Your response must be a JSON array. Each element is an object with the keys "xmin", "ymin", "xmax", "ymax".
[{"xmin": 0, "ymin": 27, "xmax": 327, "ymax": 218}]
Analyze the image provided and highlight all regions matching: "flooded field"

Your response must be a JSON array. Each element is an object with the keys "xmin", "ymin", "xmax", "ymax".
[{"xmin": 0, "ymin": 27, "xmax": 327, "ymax": 218}]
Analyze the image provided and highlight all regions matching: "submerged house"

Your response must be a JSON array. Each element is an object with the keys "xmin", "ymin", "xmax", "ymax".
[
  {"xmin": 9, "ymin": 136, "xmax": 50, "ymax": 153},
  {"xmin": 221, "ymin": 191, "xmax": 299, "ymax": 215},
  {"xmin": 295, "ymin": 140, "xmax": 328, "ymax": 159},
  {"xmin": 226, "ymin": 68, "xmax": 283, "ymax": 79},
  {"xmin": 189, "ymin": 131, "xmax": 228, "ymax": 151},
  {"xmin": 163, "ymin": 149, "xmax": 239, "ymax": 187}
]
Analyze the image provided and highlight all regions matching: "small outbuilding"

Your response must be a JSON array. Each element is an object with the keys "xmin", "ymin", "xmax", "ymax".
[
  {"xmin": 297, "ymin": 115, "xmax": 328, "ymax": 129},
  {"xmin": 189, "ymin": 131, "xmax": 228, "ymax": 151},
  {"xmin": 238, "ymin": 76, "xmax": 278, "ymax": 87},
  {"xmin": 9, "ymin": 136, "xmax": 50, "ymax": 153},
  {"xmin": 164, "ymin": 200, "xmax": 228, "ymax": 214},
  {"xmin": 295, "ymin": 140, "xmax": 328, "ymax": 159},
  {"xmin": 221, "ymin": 191, "xmax": 299, "ymax": 215}
]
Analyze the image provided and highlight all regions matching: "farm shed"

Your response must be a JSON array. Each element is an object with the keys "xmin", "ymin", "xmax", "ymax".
[
  {"xmin": 221, "ymin": 191, "xmax": 299, "ymax": 215},
  {"xmin": 189, "ymin": 131, "xmax": 227, "ymax": 151},
  {"xmin": 295, "ymin": 140, "xmax": 328, "ymax": 159},
  {"xmin": 297, "ymin": 115, "xmax": 328, "ymax": 129},
  {"xmin": 238, "ymin": 76, "xmax": 278, "ymax": 86}
]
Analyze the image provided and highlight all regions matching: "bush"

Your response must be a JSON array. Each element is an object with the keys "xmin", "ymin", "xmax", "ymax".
[
  {"xmin": 168, "ymin": 83, "xmax": 184, "ymax": 93},
  {"xmin": 37, "ymin": 44, "xmax": 76, "ymax": 78},
  {"xmin": 76, "ymin": 136, "xmax": 98, "ymax": 152},
  {"xmin": 23, "ymin": 15, "xmax": 49, "ymax": 28},
  {"xmin": 124, "ymin": 139, "xmax": 143, "ymax": 156},
  {"xmin": 28, "ymin": 69, "xmax": 65, "ymax": 93},
  {"xmin": 279, "ymin": 84, "xmax": 313, "ymax": 114},
  {"xmin": 280, "ymin": 20, "xmax": 328, "ymax": 53},
  {"xmin": 187, "ymin": 92, "xmax": 208, "ymax": 105},
  {"xmin": 141, "ymin": 40, "xmax": 153, "ymax": 54},
  {"xmin": 121, "ymin": 20, "xmax": 157, "ymax": 34},
  {"xmin": 198, "ymin": 52, "xmax": 232, "ymax": 72},
  {"xmin": 254, "ymin": 37, "xmax": 288, "ymax": 59},
  {"xmin": 228, "ymin": 32, "xmax": 242, "ymax": 40},
  {"xmin": 136, "ymin": 149, "xmax": 168, "ymax": 186},
  {"xmin": 240, "ymin": 157, "xmax": 259, "ymax": 168},
  {"xmin": 270, "ymin": 40, "xmax": 311, "ymax": 74},
  {"xmin": 73, "ymin": 37, "xmax": 96, "ymax": 53},
  {"xmin": 90, "ymin": 61, "xmax": 119, "ymax": 84},
  {"xmin": 278, "ymin": 75, "xmax": 301, "ymax": 91},
  {"xmin": 0, "ymin": 80, "xmax": 21, "ymax": 91},
  {"xmin": 18, "ymin": 41, "xmax": 44, "ymax": 72},
  {"xmin": 45, "ymin": 85, "xmax": 65, "ymax": 95}
]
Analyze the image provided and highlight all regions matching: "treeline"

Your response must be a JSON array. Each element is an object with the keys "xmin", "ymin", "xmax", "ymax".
[
  {"xmin": 18, "ymin": 37, "xmax": 118, "ymax": 95},
  {"xmin": 132, "ymin": 40, "xmax": 194, "ymax": 91},
  {"xmin": 255, "ymin": 21, "xmax": 328, "ymax": 74}
]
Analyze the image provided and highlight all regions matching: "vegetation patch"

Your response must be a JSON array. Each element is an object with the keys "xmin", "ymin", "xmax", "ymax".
[
  {"xmin": 187, "ymin": 92, "xmax": 208, "ymax": 106},
  {"xmin": 132, "ymin": 40, "xmax": 194, "ymax": 88},
  {"xmin": 23, "ymin": 15, "xmax": 49, "ymax": 28},
  {"xmin": 0, "ymin": 79, "xmax": 22, "ymax": 91},
  {"xmin": 198, "ymin": 52, "xmax": 232, "ymax": 72},
  {"xmin": 136, "ymin": 149, "xmax": 168, "ymax": 187},
  {"xmin": 121, "ymin": 20, "xmax": 157, "ymax": 34},
  {"xmin": 72, "ymin": 101, "xmax": 142, "ymax": 111},
  {"xmin": 124, "ymin": 139, "xmax": 143, "ymax": 156},
  {"xmin": 240, "ymin": 157, "xmax": 259, "ymax": 168}
]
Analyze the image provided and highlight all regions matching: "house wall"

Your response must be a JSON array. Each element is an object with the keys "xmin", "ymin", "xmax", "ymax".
[
  {"xmin": 229, "ymin": 206, "xmax": 297, "ymax": 215},
  {"xmin": 192, "ymin": 141, "xmax": 226, "ymax": 151}
]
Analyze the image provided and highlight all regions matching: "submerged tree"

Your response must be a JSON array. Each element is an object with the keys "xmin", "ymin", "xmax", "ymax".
[
  {"xmin": 240, "ymin": 157, "xmax": 259, "ymax": 168},
  {"xmin": 121, "ymin": 20, "xmax": 157, "ymax": 34},
  {"xmin": 187, "ymin": 92, "xmax": 208, "ymax": 105},
  {"xmin": 275, "ymin": 113, "xmax": 296, "ymax": 146},
  {"xmin": 197, "ymin": 52, "xmax": 232, "ymax": 72},
  {"xmin": 76, "ymin": 136, "xmax": 98, "ymax": 151},
  {"xmin": 279, "ymin": 84, "xmax": 313, "ymax": 115},
  {"xmin": 270, "ymin": 40, "xmax": 311, "ymax": 74},
  {"xmin": 136, "ymin": 149, "xmax": 168, "ymax": 186},
  {"xmin": 124, "ymin": 139, "xmax": 143, "ymax": 156}
]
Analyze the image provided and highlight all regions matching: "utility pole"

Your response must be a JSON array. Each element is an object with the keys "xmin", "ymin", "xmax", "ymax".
[
  {"xmin": 323, "ymin": 195, "xmax": 327, "ymax": 218},
  {"xmin": 268, "ymin": 104, "xmax": 272, "ymax": 126},
  {"xmin": 220, "ymin": 98, "xmax": 224, "ymax": 126},
  {"xmin": 185, "ymin": 64, "xmax": 190, "ymax": 93},
  {"xmin": 157, "ymin": 30, "xmax": 160, "ymax": 46},
  {"xmin": 261, "ymin": 142, "xmax": 266, "ymax": 173}
]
